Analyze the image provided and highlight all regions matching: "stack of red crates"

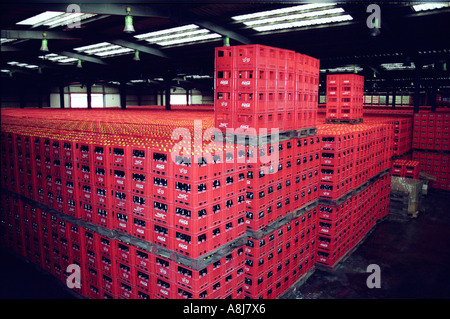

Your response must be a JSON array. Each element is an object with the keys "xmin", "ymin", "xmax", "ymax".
[
  {"xmin": 393, "ymin": 117, "xmax": 413, "ymax": 156},
  {"xmin": 316, "ymin": 173, "xmax": 391, "ymax": 267},
  {"xmin": 318, "ymin": 122, "xmax": 393, "ymax": 200},
  {"xmin": 413, "ymin": 111, "xmax": 450, "ymax": 151},
  {"xmin": 244, "ymin": 207, "xmax": 317, "ymax": 299},
  {"xmin": 412, "ymin": 110, "xmax": 450, "ymax": 190},
  {"xmin": 392, "ymin": 159, "xmax": 420, "ymax": 179},
  {"xmin": 326, "ymin": 74, "xmax": 364, "ymax": 120},
  {"xmin": 214, "ymin": 44, "xmax": 319, "ymax": 134},
  {"xmin": 413, "ymin": 151, "xmax": 450, "ymax": 190},
  {"xmin": 0, "ymin": 195, "xmax": 246, "ymax": 299}
]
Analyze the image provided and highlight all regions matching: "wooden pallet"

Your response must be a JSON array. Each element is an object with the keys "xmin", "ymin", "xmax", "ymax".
[
  {"xmin": 325, "ymin": 118, "xmax": 363, "ymax": 124},
  {"xmin": 213, "ymin": 127, "xmax": 317, "ymax": 146}
]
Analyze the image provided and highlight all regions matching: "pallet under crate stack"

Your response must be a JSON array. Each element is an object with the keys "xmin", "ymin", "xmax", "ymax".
[
  {"xmin": 214, "ymin": 44, "xmax": 321, "ymax": 299},
  {"xmin": 317, "ymin": 74, "xmax": 393, "ymax": 269}
]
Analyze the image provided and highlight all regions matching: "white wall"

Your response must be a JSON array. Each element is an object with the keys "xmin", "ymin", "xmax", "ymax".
[{"xmin": 48, "ymin": 84, "xmax": 213, "ymax": 108}]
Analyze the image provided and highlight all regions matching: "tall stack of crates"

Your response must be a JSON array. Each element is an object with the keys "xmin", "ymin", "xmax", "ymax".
[
  {"xmin": 412, "ymin": 111, "xmax": 450, "ymax": 190},
  {"xmin": 317, "ymin": 73, "xmax": 394, "ymax": 269},
  {"xmin": 213, "ymin": 44, "xmax": 321, "ymax": 299},
  {"xmin": 393, "ymin": 117, "xmax": 413, "ymax": 156},
  {"xmin": 326, "ymin": 74, "xmax": 364, "ymax": 121},
  {"xmin": 214, "ymin": 44, "xmax": 319, "ymax": 134}
]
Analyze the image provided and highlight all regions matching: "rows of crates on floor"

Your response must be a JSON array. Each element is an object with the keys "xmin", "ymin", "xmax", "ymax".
[
  {"xmin": 1, "ymin": 44, "xmax": 394, "ymax": 299},
  {"xmin": 0, "ymin": 125, "xmax": 392, "ymax": 299}
]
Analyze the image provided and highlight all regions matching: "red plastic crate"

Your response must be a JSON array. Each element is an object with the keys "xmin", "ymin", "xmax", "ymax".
[
  {"xmin": 77, "ymin": 143, "xmax": 92, "ymax": 164},
  {"xmin": 115, "ymin": 241, "xmax": 136, "ymax": 265},
  {"xmin": 215, "ymin": 46, "xmax": 236, "ymax": 69},
  {"xmin": 151, "ymin": 150, "xmax": 173, "ymax": 177},
  {"xmin": 130, "ymin": 146, "xmax": 150, "ymax": 172},
  {"xmin": 236, "ymin": 45, "xmax": 269, "ymax": 69},
  {"xmin": 131, "ymin": 216, "xmax": 152, "ymax": 240},
  {"xmin": 109, "ymin": 145, "xmax": 131, "ymax": 169},
  {"xmin": 92, "ymin": 144, "xmax": 110, "ymax": 168}
]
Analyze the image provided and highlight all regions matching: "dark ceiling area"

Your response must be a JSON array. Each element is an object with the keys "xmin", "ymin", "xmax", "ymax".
[{"xmin": 0, "ymin": 1, "xmax": 449, "ymax": 94}]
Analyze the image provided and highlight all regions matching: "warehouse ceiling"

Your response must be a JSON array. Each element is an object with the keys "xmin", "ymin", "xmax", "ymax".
[{"xmin": 1, "ymin": 0, "xmax": 449, "ymax": 92}]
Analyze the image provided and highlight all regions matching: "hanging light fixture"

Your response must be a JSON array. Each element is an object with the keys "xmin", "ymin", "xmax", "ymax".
[
  {"xmin": 223, "ymin": 37, "xmax": 230, "ymax": 47},
  {"xmin": 76, "ymin": 59, "xmax": 82, "ymax": 68},
  {"xmin": 40, "ymin": 32, "xmax": 49, "ymax": 51},
  {"xmin": 124, "ymin": 7, "xmax": 135, "ymax": 33},
  {"xmin": 38, "ymin": 67, "xmax": 43, "ymax": 74},
  {"xmin": 133, "ymin": 50, "xmax": 140, "ymax": 61}
]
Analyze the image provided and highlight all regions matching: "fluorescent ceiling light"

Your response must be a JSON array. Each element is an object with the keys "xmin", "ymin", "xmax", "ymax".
[
  {"xmin": 380, "ymin": 62, "xmax": 416, "ymax": 70},
  {"xmin": 243, "ymin": 8, "xmax": 345, "ymax": 26},
  {"xmin": 16, "ymin": 11, "xmax": 63, "ymax": 25},
  {"xmin": 7, "ymin": 61, "xmax": 38, "ymax": 69},
  {"xmin": 320, "ymin": 66, "xmax": 363, "ymax": 73},
  {"xmin": 0, "ymin": 38, "xmax": 16, "ymax": 44},
  {"xmin": 232, "ymin": 4, "xmax": 352, "ymax": 33},
  {"xmin": 74, "ymin": 42, "xmax": 133, "ymax": 57},
  {"xmin": 412, "ymin": 3, "xmax": 449, "ymax": 12},
  {"xmin": 44, "ymin": 13, "xmax": 96, "ymax": 28},
  {"xmin": 185, "ymin": 75, "xmax": 211, "ymax": 79},
  {"xmin": 232, "ymin": 3, "xmax": 335, "ymax": 21},
  {"xmin": 16, "ymin": 11, "xmax": 96, "ymax": 28},
  {"xmin": 135, "ymin": 24, "xmax": 199, "ymax": 39},
  {"xmin": 134, "ymin": 24, "xmax": 221, "ymax": 46},
  {"xmin": 156, "ymin": 33, "xmax": 221, "ymax": 46},
  {"xmin": 253, "ymin": 14, "xmax": 353, "ymax": 32},
  {"xmin": 1, "ymin": 69, "xmax": 11, "ymax": 73},
  {"xmin": 39, "ymin": 53, "xmax": 78, "ymax": 64}
]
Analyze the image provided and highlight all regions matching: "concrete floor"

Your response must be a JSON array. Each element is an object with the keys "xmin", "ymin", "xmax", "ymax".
[
  {"xmin": 293, "ymin": 189, "xmax": 450, "ymax": 299},
  {"xmin": 1, "ymin": 190, "xmax": 449, "ymax": 299}
]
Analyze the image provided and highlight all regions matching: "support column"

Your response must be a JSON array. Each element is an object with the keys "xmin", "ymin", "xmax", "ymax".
[
  {"xmin": 186, "ymin": 88, "xmax": 190, "ymax": 106},
  {"xmin": 38, "ymin": 87, "xmax": 42, "ymax": 108},
  {"xmin": 391, "ymin": 86, "xmax": 396, "ymax": 109},
  {"xmin": 159, "ymin": 89, "xmax": 164, "ymax": 106},
  {"xmin": 120, "ymin": 81, "xmax": 127, "ymax": 110},
  {"xmin": 59, "ymin": 85, "xmax": 65, "ymax": 109},
  {"xmin": 137, "ymin": 88, "xmax": 142, "ymax": 106},
  {"xmin": 165, "ymin": 78, "xmax": 171, "ymax": 111},
  {"xmin": 86, "ymin": 83, "xmax": 92, "ymax": 109},
  {"xmin": 413, "ymin": 63, "xmax": 422, "ymax": 114},
  {"xmin": 19, "ymin": 91, "xmax": 25, "ymax": 108},
  {"xmin": 430, "ymin": 66, "xmax": 438, "ymax": 112}
]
